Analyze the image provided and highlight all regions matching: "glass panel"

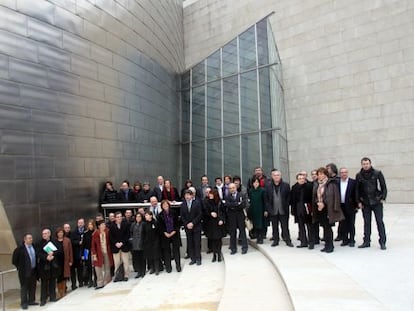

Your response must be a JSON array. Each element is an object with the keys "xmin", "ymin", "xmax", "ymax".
[
  {"xmin": 192, "ymin": 61, "xmax": 205, "ymax": 86},
  {"xmin": 259, "ymin": 67, "xmax": 272, "ymax": 130},
  {"xmin": 223, "ymin": 136, "xmax": 240, "ymax": 177},
  {"xmin": 223, "ymin": 76, "xmax": 239, "ymax": 135},
  {"xmin": 240, "ymin": 70, "xmax": 258, "ymax": 132},
  {"xmin": 181, "ymin": 90, "xmax": 190, "ymax": 142},
  {"xmin": 191, "ymin": 141, "xmax": 205, "ymax": 180},
  {"xmin": 256, "ymin": 19, "xmax": 269, "ymax": 66},
  {"xmin": 222, "ymin": 39, "xmax": 238, "ymax": 76},
  {"xmin": 207, "ymin": 81, "xmax": 221, "ymax": 138},
  {"xmin": 207, "ymin": 50, "xmax": 221, "ymax": 81},
  {"xmin": 181, "ymin": 143, "xmax": 190, "ymax": 183},
  {"xmin": 239, "ymin": 26, "xmax": 256, "ymax": 71},
  {"xmin": 241, "ymin": 133, "xmax": 260, "ymax": 184},
  {"xmin": 192, "ymin": 86, "xmax": 205, "ymax": 141},
  {"xmin": 181, "ymin": 70, "xmax": 190, "ymax": 90},
  {"xmin": 207, "ymin": 139, "xmax": 222, "ymax": 179},
  {"xmin": 261, "ymin": 131, "xmax": 273, "ymax": 173}
]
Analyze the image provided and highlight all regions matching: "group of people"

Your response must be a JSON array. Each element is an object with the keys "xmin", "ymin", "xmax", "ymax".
[{"xmin": 12, "ymin": 157, "xmax": 388, "ymax": 309}]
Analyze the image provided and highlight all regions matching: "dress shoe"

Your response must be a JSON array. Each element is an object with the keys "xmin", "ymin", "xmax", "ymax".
[
  {"xmin": 95, "ymin": 285, "xmax": 104, "ymax": 290},
  {"xmin": 79, "ymin": 283, "xmax": 84, "ymax": 288},
  {"xmin": 88, "ymin": 282, "xmax": 93, "ymax": 288},
  {"xmin": 286, "ymin": 242, "xmax": 294, "ymax": 247},
  {"xmin": 270, "ymin": 237, "xmax": 274, "ymax": 241},
  {"xmin": 380, "ymin": 244, "xmax": 387, "ymax": 250},
  {"xmin": 40, "ymin": 301, "xmax": 46, "ymax": 307},
  {"xmin": 184, "ymin": 254, "xmax": 190, "ymax": 259},
  {"xmin": 217, "ymin": 253, "xmax": 222, "ymax": 262},
  {"xmin": 230, "ymin": 250, "xmax": 237, "ymax": 255},
  {"xmin": 196, "ymin": 260, "xmax": 202, "ymax": 266},
  {"xmin": 257, "ymin": 239, "xmax": 263, "ymax": 244},
  {"xmin": 176, "ymin": 266, "xmax": 182, "ymax": 272},
  {"xmin": 189, "ymin": 260, "xmax": 196, "ymax": 265},
  {"xmin": 271, "ymin": 241, "xmax": 279, "ymax": 247},
  {"xmin": 212, "ymin": 254, "xmax": 217, "ymax": 262},
  {"xmin": 123, "ymin": 277, "xmax": 128, "ymax": 281},
  {"xmin": 22, "ymin": 304, "xmax": 28, "ymax": 310},
  {"xmin": 324, "ymin": 248, "xmax": 334, "ymax": 253},
  {"xmin": 50, "ymin": 298, "xmax": 58, "ymax": 302},
  {"xmin": 340, "ymin": 241, "xmax": 349, "ymax": 246},
  {"xmin": 135, "ymin": 273, "xmax": 141, "ymax": 278},
  {"xmin": 28, "ymin": 302, "xmax": 39, "ymax": 306},
  {"xmin": 308, "ymin": 245, "xmax": 314, "ymax": 250},
  {"xmin": 155, "ymin": 271, "xmax": 159, "ymax": 275},
  {"xmin": 334, "ymin": 236, "xmax": 342, "ymax": 241},
  {"xmin": 296, "ymin": 244, "xmax": 308, "ymax": 248},
  {"xmin": 71, "ymin": 285, "xmax": 77, "ymax": 291},
  {"xmin": 349, "ymin": 242, "xmax": 355, "ymax": 247},
  {"xmin": 358, "ymin": 243, "xmax": 370, "ymax": 248},
  {"xmin": 166, "ymin": 267, "xmax": 172, "ymax": 273},
  {"xmin": 320, "ymin": 247, "xmax": 326, "ymax": 252},
  {"xmin": 241, "ymin": 249, "xmax": 247, "ymax": 254},
  {"xmin": 206, "ymin": 249, "xmax": 213, "ymax": 254},
  {"xmin": 149, "ymin": 269, "xmax": 155, "ymax": 274}
]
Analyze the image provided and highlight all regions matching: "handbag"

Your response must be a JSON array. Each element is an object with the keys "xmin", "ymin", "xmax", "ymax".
[{"xmin": 243, "ymin": 209, "xmax": 253, "ymax": 231}]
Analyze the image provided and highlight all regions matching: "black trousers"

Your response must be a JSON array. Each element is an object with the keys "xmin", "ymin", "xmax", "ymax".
[
  {"xmin": 269, "ymin": 214, "xmax": 291, "ymax": 243},
  {"xmin": 162, "ymin": 239, "xmax": 181, "ymax": 270},
  {"xmin": 40, "ymin": 277, "xmax": 56, "ymax": 303},
  {"xmin": 19, "ymin": 270, "xmax": 37, "ymax": 306},
  {"xmin": 70, "ymin": 261, "xmax": 84, "ymax": 287},
  {"xmin": 362, "ymin": 203, "xmax": 386, "ymax": 244},
  {"xmin": 227, "ymin": 211, "xmax": 248, "ymax": 252},
  {"xmin": 298, "ymin": 217, "xmax": 314, "ymax": 246},
  {"xmin": 185, "ymin": 229, "xmax": 201, "ymax": 261},
  {"xmin": 319, "ymin": 217, "xmax": 333, "ymax": 250},
  {"xmin": 339, "ymin": 204, "xmax": 356, "ymax": 243},
  {"xmin": 209, "ymin": 238, "xmax": 222, "ymax": 254},
  {"xmin": 132, "ymin": 250, "xmax": 146, "ymax": 276}
]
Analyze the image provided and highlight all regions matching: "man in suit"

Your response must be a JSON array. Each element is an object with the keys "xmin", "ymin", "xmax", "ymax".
[
  {"xmin": 153, "ymin": 176, "xmax": 164, "ymax": 201},
  {"xmin": 180, "ymin": 190, "xmax": 203, "ymax": 265},
  {"xmin": 265, "ymin": 169, "xmax": 293, "ymax": 247},
  {"xmin": 117, "ymin": 180, "xmax": 136, "ymax": 203},
  {"xmin": 109, "ymin": 211, "xmax": 131, "ymax": 281},
  {"xmin": 338, "ymin": 167, "xmax": 358, "ymax": 247},
  {"xmin": 223, "ymin": 183, "xmax": 248, "ymax": 254},
  {"xmin": 12, "ymin": 233, "xmax": 39, "ymax": 309},
  {"xmin": 356, "ymin": 157, "xmax": 388, "ymax": 250},
  {"xmin": 70, "ymin": 218, "xmax": 85, "ymax": 289}
]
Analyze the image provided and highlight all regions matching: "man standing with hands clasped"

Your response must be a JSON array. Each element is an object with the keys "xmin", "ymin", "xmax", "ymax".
[{"xmin": 356, "ymin": 157, "xmax": 388, "ymax": 250}]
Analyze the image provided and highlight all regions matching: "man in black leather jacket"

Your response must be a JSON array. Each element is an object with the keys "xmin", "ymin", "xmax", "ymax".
[{"xmin": 355, "ymin": 157, "xmax": 387, "ymax": 250}]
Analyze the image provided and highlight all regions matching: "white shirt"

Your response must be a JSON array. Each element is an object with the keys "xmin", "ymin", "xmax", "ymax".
[{"xmin": 340, "ymin": 178, "xmax": 349, "ymax": 203}]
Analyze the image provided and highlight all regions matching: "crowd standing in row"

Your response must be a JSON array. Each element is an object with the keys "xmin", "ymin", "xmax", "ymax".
[{"xmin": 12, "ymin": 157, "xmax": 387, "ymax": 309}]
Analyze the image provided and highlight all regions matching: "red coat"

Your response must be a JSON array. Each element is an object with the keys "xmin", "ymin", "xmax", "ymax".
[
  {"xmin": 62, "ymin": 237, "xmax": 73, "ymax": 278},
  {"xmin": 91, "ymin": 229, "xmax": 114, "ymax": 268}
]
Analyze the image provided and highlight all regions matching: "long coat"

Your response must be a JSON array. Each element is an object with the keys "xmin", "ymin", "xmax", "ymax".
[
  {"xmin": 91, "ymin": 229, "xmax": 114, "ymax": 268},
  {"xmin": 130, "ymin": 221, "xmax": 144, "ymax": 251},
  {"xmin": 109, "ymin": 221, "xmax": 131, "ymax": 253},
  {"xmin": 290, "ymin": 183, "xmax": 312, "ymax": 224},
  {"xmin": 62, "ymin": 237, "xmax": 73, "ymax": 278},
  {"xmin": 157, "ymin": 209, "xmax": 181, "ymax": 249},
  {"xmin": 36, "ymin": 238, "xmax": 62, "ymax": 279},
  {"xmin": 12, "ymin": 243, "xmax": 38, "ymax": 281},
  {"xmin": 312, "ymin": 178, "xmax": 344, "ymax": 224},
  {"xmin": 142, "ymin": 219, "xmax": 161, "ymax": 260},
  {"xmin": 248, "ymin": 187, "xmax": 266, "ymax": 229},
  {"xmin": 204, "ymin": 199, "xmax": 226, "ymax": 239}
]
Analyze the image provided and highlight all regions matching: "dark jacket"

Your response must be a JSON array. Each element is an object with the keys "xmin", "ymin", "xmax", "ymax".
[
  {"xmin": 180, "ymin": 199, "xmax": 203, "ymax": 231},
  {"xmin": 158, "ymin": 209, "xmax": 181, "ymax": 248},
  {"xmin": 137, "ymin": 189, "xmax": 155, "ymax": 203},
  {"xmin": 312, "ymin": 178, "xmax": 344, "ymax": 224},
  {"xmin": 100, "ymin": 189, "xmax": 118, "ymax": 203},
  {"xmin": 142, "ymin": 219, "xmax": 161, "ymax": 260},
  {"xmin": 246, "ymin": 174, "xmax": 269, "ymax": 194},
  {"xmin": 264, "ymin": 180, "xmax": 291, "ymax": 216},
  {"xmin": 109, "ymin": 221, "xmax": 131, "ymax": 253},
  {"xmin": 223, "ymin": 192, "xmax": 247, "ymax": 213},
  {"xmin": 339, "ymin": 178, "xmax": 358, "ymax": 211},
  {"xmin": 12, "ymin": 243, "xmax": 37, "ymax": 281},
  {"xmin": 204, "ymin": 199, "xmax": 226, "ymax": 239},
  {"xmin": 355, "ymin": 167, "xmax": 387, "ymax": 206},
  {"xmin": 161, "ymin": 187, "xmax": 181, "ymax": 202},
  {"xmin": 130, "ymin": 221, "xmax": 144, "ymax": 251},
  {"xmin": 290, "ymin": 182, "xmax": 313, "ymax": 223},
  {"xmin": 117, "ymin": 189, "xmax": 136, "ymax": 203},
  {"xmin": 36, "ymin": 238, "xmax": 62, "ymax": 279},
  {"xmin": 70, "ymin": 227, "xmax": 85, "ymax": 263}
]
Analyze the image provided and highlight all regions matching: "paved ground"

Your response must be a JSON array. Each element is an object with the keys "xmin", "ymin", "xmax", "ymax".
[{"xmin": 3, "ymin": 204, "xmax": 413, "ymax": 311}]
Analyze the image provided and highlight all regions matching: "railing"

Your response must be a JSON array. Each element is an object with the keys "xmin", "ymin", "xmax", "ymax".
[
  {"xmin": 101, "ymin": 202, "xmax": 182, "ymax": 218},
  {"xmin": 0, "ymin": 268, "xmax": 17, "ymax": 311}
]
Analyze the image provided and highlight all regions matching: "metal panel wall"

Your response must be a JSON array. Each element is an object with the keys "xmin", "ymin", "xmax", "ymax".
[{"xmin": 0, "ymin": 0, "xmax": 184, "ymax": 242}]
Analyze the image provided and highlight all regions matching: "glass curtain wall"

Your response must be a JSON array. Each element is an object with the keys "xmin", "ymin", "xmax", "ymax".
[{"xmin": 180, "ymin": 17, "xmax": 288, "ymax": 184}]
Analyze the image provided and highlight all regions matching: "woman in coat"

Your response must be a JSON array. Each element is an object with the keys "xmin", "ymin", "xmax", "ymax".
[
  {"xmin": 91, "ymin": 220, "xmax": 114, "ymax": 289},
  {"xmin": 161, "ymin": 179, "xmax": 181, "ymax": 203},
  {"xmin": 82, "ymin": 219, "xmax": 96, "ymax": 287},
  {"xmin": 291, "ymin": 174, "xmax": 314, "ymax": 249},
  {"xmin": 312, "ymin": 167, "xmax": 344, "ymax": 253},
  {"xmin": 204, "ymin": 190, "xmax": 226, "ymax": 262},
  {"xmin": 130, "ymin": 213, "xmax": 145, "ymax": 278},
  {"xmin": 55, "ymin": 227, "xmax": 73, "ymax": 298},
  {"xmin": 142, "ymin": 211, "xmax": 161, "ymax": 275},
  {"xmin": 247, "ymin": 177, "xmax": 266, "ymax": 244},
  {"xmin": 158, "ymin": 200, "xmax": 181, "ymax": 272}
]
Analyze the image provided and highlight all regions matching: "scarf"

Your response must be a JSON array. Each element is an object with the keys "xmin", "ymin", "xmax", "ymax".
[
  {"xmin": 162, "ymin": 186, "xmax": 176, "ymax": 201},
  {"xmin": 317, "ymin": 177, "xmax": 328, "ymax": 203}
]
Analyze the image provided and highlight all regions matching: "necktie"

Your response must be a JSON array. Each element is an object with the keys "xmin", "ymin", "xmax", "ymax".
[
  {"xmin": 233, "ymin": 193, "xmax": 236, "ymax": 200},
  {"xmin": 187, "ymin": 200, "xmax": 191, "ymax": 212},
  {"xmin": 28, "ymin": 246, "xmax": 35, "ymax": 268}
]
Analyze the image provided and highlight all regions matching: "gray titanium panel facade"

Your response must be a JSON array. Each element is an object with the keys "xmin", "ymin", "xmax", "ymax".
[{"xmin": 0, "ymin": 0, "xmax": 183, "ymax": 241}]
